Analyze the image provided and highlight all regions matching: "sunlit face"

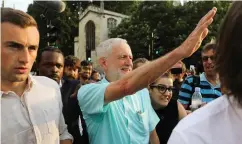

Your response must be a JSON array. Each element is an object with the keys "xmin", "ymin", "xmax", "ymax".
[
  {"xmin": 202, "ymin": 49, "xmax": 215, "ymax": 76},
  {"xmin": 64, "ymin": 66, "xmax": 79, "ymax": 80},
  {"xmin": 92, "ymin": 72, "xmax": 101, "ymax": 82},
  {"xmin": 1, "ymin": 22, "xmax": 39, "ymax": 84},
  {"xmin": 103, "ymin": 42, "xmax": 133, "ymax": 82},
  {"xmin": 149, "ymin": 77, "xmax": 173, "ymax": 108},
  {"xmin": 79, "ymin": 65, "xmax": 93, "ymax": 80},
  {"xmin": 38, "ymin": 51, "xmax": 64, "ymax": 83}
]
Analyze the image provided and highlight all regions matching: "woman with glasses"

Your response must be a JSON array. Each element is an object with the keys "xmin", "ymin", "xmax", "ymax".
[{"xmin": 148, "ymin": 72, "xmax": 187, "ymax": 144}]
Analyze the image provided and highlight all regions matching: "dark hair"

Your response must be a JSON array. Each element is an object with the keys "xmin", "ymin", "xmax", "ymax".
[
  {"xmin": 215, "ymin": 2, "xmax": 242, "ymax": 105},
  {"xmin": 37, "ymin": 46, "xmax": 64, "ymax": 63},
  {"xmin": 1, "ymin": 8, "xmax": 37, "ymax": 28},
  {"xmin": 133, "ymin": 58, "xmax": 149, "ymax": 69},
  {"xmin": 64, "ymin": 55, "xmax": 80, "ymax": 68},
  {"xmin": 201, "ymin": 43, "xmax": 216, "ymax": 54},
  {"xmin": 80, "ymin": 60, "xmax": 93, "ymax": 67}
]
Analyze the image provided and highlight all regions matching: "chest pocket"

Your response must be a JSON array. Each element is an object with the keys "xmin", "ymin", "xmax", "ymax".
[{"xmin": 136, "ymin": 110, "xmax": 149, "ymax": 133}]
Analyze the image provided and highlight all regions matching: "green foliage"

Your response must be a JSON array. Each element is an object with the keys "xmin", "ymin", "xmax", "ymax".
[
  {"xmin": 27, "ymin": 1, "xmax": 139, "ymax": 56},
  {"xmin": 110, "ymin": 1, "xmax": 231, "ymax": 60}
]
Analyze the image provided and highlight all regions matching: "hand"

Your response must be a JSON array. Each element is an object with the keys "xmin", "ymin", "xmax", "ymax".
[
  {"xmin": 186, "ymin": 110, "xmax": 192, "ymax": 115},
  {"xmin": 177, "ymin": 7, "xmax": 217, "ymax": 58},
  {"xmin": 190, "ymin": 102, "xmax": 207, "ymax": 111}
]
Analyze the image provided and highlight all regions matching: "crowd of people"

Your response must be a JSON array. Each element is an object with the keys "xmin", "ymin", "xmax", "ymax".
[{"xmin": 1, "ymin": 1, "xmax": 242, "ymax": 144}]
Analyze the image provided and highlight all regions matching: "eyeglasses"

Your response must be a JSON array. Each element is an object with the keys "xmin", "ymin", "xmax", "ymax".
[
  {"xmin": 150, "ymin": 84, "xmax": 175, "ymax": 94},
  {"xmin": 202, "ymin": 56, "xmax": 215, "ymax": 62}
]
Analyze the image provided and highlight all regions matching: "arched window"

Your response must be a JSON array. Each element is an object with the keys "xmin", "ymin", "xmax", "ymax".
[
  {"xmin": 107, "ymin": 18, "xmax": 117, "ymax": 29},
  {"xmin": 85, "ymin": 21, "xmax": 95, "ymax": 59},
  {"xmin": 85, "ymin": 20, "xmax": 95, "ymax": 51}
]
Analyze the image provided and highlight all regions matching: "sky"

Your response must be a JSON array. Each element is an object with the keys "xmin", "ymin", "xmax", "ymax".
[{"xmin": 0, "ymin": 0, "xmax": 33, "ymax": 12}]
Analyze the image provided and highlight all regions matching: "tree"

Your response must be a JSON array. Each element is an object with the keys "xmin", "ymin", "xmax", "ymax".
[
  {"xmin": 110, "ymin": 1, "xmax": 231, "ymax": 62},
  {"xmin": 27, "ymin": 1, "xmax": 139, "ymax": 56}
]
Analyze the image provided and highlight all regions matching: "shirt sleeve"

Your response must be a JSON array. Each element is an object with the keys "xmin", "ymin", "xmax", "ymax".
[
  {"xmin": 77, "ymin": 83, "xmax": 110, "ymax": 115},
  {"xmin": 56, "ymin": 86, "xmax": 73, "ymax": 141},
  {"xmin": 167, "ymin": 130, "xmax": 187, "ymax": 144},
  {"xmin": 178, "ymin": 77, "xmax": 193, "ymax": 105},
  {"xmin": 143, "ymin": 89, "xmax": 160, "ymax": 132}
]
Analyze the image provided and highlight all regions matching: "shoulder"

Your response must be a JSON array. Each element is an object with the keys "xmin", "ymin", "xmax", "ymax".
[
  {"xmin": 173, "ymin": 96, "xmax": 229, "ymax": 133},
  {"xmin": 32, "ymin": 76, "xmax": 59, "ymax": 89},
  {"xmin": 78, "ymin": 82, "xmax": 109, "ymax": 98},
  {"xmin": 63, "ymin": 79, "xmax": 80, "ymax": 86},
  {"xmin": 183, "ymin": 75, "xmax": 195, "ymax": 84}
]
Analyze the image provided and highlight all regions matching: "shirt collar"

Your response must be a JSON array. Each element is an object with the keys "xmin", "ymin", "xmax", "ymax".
[
  {"xmin": 1, "ymin": 74, "xmax": 35, "ymax": 97},
  {"xmin": 200, "ymin": 72, "xmax": 220, "ymax": 88},
  {"xmin": 100, "ymin": 77, "xmax": 110, "ymax": 84},
  {"xmin": 200, "ymin": 72, "xmax": 207, "ymax": 82}
]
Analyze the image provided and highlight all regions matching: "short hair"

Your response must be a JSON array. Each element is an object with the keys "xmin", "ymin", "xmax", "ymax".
[
  {"xmin": 1, "ymin": 8, "xmax": 37, "ymax": 28},
  {"xmin": 64, "ymin": 55, "xmax": 80, "ymax": 69},
  {"xmin": 80, "ymin": 60, "xmax": 93, "ymax": 67},
  {"xmin": 201, "ymin": 43, "xmax": 216, "ymax": 54},
  {"xmin": 96, "ymin": 38, "xmax": 128, "ymax": 59},
  {"xmin": 215, "ymin": 2, "xmax": 242, "ymax": 105},
  {"xmin": 133, "ymin": 58, "xmax": 149, "ymax": 69},
  {"xmin": 37, "ymin": 46, "xmax": 64, "ymax": 63}
]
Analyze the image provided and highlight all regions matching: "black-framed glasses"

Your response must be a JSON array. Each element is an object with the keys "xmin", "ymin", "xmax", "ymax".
[
  {"xmin": 202, "ymin": 56, "xmax": 215, "ymax": 62},
  {"xmin": 150, "ymin": 84, "xmax": 175, "ymax": 94}
]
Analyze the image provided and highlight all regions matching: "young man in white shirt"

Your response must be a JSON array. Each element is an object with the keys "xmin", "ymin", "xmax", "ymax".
[
  {"xmin": 1, "ymin": 8, "xmax": 72, "ymax": 144},
  {"xmin": 168, "ymin": 2, "xmax": 242, "ymax": 144}
]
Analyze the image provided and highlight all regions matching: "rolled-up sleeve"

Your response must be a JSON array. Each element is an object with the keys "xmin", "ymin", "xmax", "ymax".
[{"xmin": 77, "ymin": 83, "xmax": 110, "ymax": 115}]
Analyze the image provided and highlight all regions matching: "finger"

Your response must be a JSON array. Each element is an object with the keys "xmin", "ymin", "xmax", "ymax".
[
  {"xmin": 196, "ymin": 18, "xmax": 213, "ymax": 36},
  {"xmin": 198, "ymin": 7, "xmax": 217, "ymax": 27},
  {"xmin": 201, "ymin": 28, "xmax": 209, "ymax": 40}
]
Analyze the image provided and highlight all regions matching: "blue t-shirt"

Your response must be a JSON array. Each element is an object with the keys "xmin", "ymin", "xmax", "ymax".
[{"xmin": 77, "ymin": 78, "xmax": 159, "ymax": 144}]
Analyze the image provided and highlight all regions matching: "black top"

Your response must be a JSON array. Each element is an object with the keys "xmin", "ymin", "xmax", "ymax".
[
  {"xmin": 155, "ymin": 99, "xmax": 179, "ymax": 144},
  {"xmin": 61, "ymin": 79, "xmax": 89, "ymax": 144},
  {"xmin": 173, "ymin": 79, "xmax": 183, "ymax": 100}
]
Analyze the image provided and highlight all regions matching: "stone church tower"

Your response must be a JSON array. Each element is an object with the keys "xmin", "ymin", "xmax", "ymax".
[{"xmin": 74, "ymin": 3, "xmax": 129, "ymax": 69}]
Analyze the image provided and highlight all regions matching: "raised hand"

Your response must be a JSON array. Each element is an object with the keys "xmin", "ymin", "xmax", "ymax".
[{"xmin": 178, "ymin": 7, "xmax": 217, "ymax": 58}]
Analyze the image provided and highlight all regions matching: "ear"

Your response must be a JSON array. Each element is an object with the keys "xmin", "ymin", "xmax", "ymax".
[
  {"xmin": 98, "ymin": 57, "xmax": 107, "ymax": 70},
  {"xmin": 147, "ymin": 85, "xmax": 152, "ymax": 91}
]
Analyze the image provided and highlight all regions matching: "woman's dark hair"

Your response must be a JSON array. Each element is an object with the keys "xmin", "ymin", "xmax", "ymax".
[{"xmin": 215, "ymin": 2, "xmax": 242, "ymax": 105}]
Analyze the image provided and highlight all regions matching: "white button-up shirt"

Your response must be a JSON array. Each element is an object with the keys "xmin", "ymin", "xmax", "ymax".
[
  {"xmin": 168, "ymin": 95, "xmax": 242, "ymax": 144},
  {"xmin": 1, "ymin": 75, "xmax": 73, "ymax": 144}
]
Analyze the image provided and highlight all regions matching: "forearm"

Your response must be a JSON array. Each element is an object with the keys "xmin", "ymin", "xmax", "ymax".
[
  {"xmin": 149, "ymin": 130, "xmax": 160, "ymax": 144},
  {"xmin": 105, "ymin": 47, "xmax": 184, "ymax": 102},
  {"xmin": 60, "ymin": 139, "xmax": 72, "ymax": 144}
]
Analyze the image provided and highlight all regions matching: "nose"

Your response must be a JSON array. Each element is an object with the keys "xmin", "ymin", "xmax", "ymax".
[
  {"xmin": 125, "ymin": 57, "xmax": 133, "ymax": 68},
  {"xmin": 51, "ymin": 66, "xmax": 59, "ymax": 73},
  {"xmin": 207, "ymin": 57, "xmax": 213, "ymax": 64},
  {"xmin": 18, "ymin": 48, "xmax": 30, "ymax": 64},
  {"xmin": 164, "ymin": 88, "xmax": 172, "ymax": 96}
]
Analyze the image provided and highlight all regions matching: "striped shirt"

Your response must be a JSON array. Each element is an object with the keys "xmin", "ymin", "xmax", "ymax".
[{"xmin": 178, "ymin": 72, "xmax": 222, "ymax": 105}]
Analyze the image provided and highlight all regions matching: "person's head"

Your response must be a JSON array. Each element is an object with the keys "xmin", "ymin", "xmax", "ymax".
[
  {"xmin": 215, "ymin": 2, "xmax": 242, "ymax": 105},
  {"xmin": 97, "ymin": 38, "xmax": 133, "ymax": 82},
  {"xmin": 91, "ymin": 70, "xmax": 101, "ymax": 82},
  {"xmin": 79, "ymin": 60, "xmax": 93, "ymax": 80},
  {"xmin": 38, "ymin": 47, "xmax": 64, "ymax": 83},
  {"xmin": 201, "ymin": 43, "xmax": 216, "ymax": 77},
  {"xmin": 133, "ymin": 58, "xmax": 149, "ymax": 69},
  {"xmin": 1, "ymin": 8, "xmax": 39, "ymax": 84},
  {"xmin": 170, "ymin": 61, "xmax": 186, "ymax": 82},
  {"xmin": 148, "ymin": 72, "xmax": 174, "ymax": 109},
  {"xmin": 64, "ymin": 55, "xmax": 80, "ymax": 80}
]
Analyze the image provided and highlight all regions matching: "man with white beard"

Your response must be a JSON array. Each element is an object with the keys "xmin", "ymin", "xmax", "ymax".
[{"xmin": 77, "ymin": 7, "xmax": 217, "ymax": 144}]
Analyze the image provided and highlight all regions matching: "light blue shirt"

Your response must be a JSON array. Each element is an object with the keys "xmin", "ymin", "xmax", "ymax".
[{"xmin": 77, "ymin": 78, "xmax": 159, "ymax": 144}]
